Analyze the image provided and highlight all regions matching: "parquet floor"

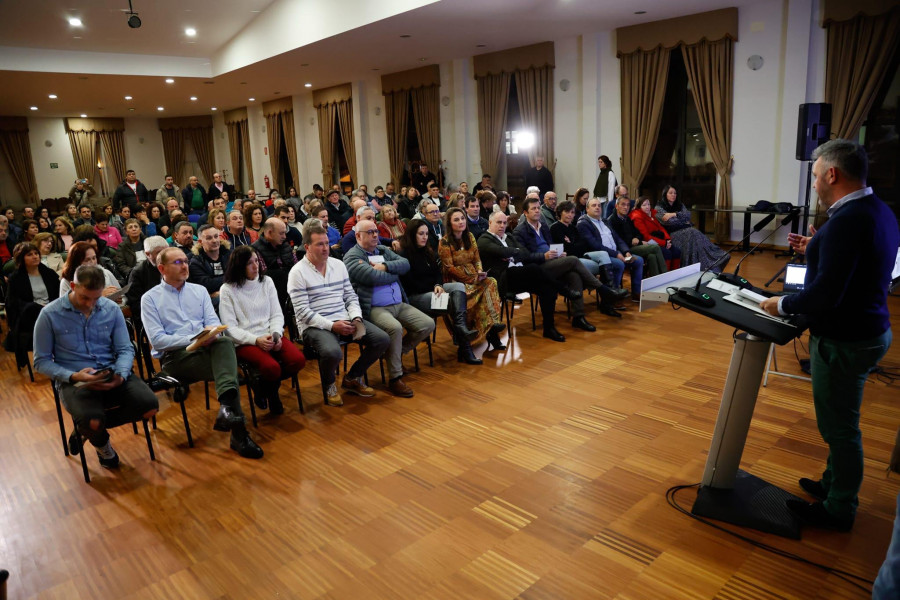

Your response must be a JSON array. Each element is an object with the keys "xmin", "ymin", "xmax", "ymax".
[{"xmin": 2, "ymin": 252, "xmax": 899, "ymax": 599}]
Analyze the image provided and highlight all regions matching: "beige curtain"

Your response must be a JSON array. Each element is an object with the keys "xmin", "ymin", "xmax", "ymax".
[
  {"xmin": 226, "ymin": 122, "xmax": 242, "ymax": 193},
  {"xmin": 67, "ymin": 130, "xmax": 98, "ymax": 186},
  {"xmin": 384, "ymin": 90, "xmax": 410, "ymax": 189},
  {"xmin": 410, "ymin": 85, "xmax": 441, "ymax": 185},
  {"xmin": 265, "ymin": 113, "xmax": 283, "ymax": 192},
  {"xmin": 280, "ymin": 110, "xmax": 300, "ymax": 192},
  {"xmin": 514, "ymin": 65, "xmax": 554, "ymax": 170},
  {"xmin": 160, "ymin": 128, "xmax": 186, "ymax": 185},
  {"xmin": 619, "ymin": 46, "xmax": 671, "ymax": 194},
  {"xmin": 316, "ymin": 103, "xmax": 337, "ymax": 187},
  {"xmin": 238, "ymin": 120, "xmax": 255, "ymax": 191},
  {"xmin": 476, "ymin": 72, "xmax": 511, "ymax": 179},
  {"xmin": 187, "ymin": 128, "xmax": 215, "ymax": 186},
  {"xmin": 0, "ymin": 129, "xmax": 39, "ymax": 203},
  {"xmin": 98, "ymin": 130, "xmax": 126, "ymax": 185},
  {"xmin": 682, "ymin": 39, "xmax": 734, "ymax": 243},
  {"xmin": 824, "ymin": 9, "xmax": 900, "ymax": 139},
  {"xmin": 336, "ymin": 100, "xmax": 358, "ymax": 187}
]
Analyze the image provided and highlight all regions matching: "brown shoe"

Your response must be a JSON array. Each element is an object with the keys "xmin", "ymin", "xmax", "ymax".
[
  {"xmin": 341, "ymin": 375, "xmax": 375, "ymax": 397},
  {"xmin": 324, "ymin": 383, "xmax": 344, "ymax": 407},
  {"xmin": 388, "ymin": 377, "xmax": 414, "ymax": 398}
]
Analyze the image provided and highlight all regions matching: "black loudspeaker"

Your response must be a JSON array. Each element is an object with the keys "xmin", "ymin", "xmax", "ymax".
[{"xmin": 795, "ymin": 103, "xmax": 832, "ymax": 161}]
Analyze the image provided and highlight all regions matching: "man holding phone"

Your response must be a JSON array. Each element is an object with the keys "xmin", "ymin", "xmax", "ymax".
[{"xmin": 34, "ymin": 265, "xmax": 159, "ymax": 469}]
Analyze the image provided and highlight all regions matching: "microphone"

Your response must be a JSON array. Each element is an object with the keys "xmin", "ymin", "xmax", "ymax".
[
  {"xmin": 718, "ymin": 209, "xmax": 800, "ymax": 287},
  {"xmin": 673, "ymin": 212, "xmax": 777, "ymax": 308}
]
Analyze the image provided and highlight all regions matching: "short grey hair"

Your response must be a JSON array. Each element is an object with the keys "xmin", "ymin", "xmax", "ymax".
[
  {"xmin": 73, "ymin": 265, "xmax": 106, "ymax": 290},
  {"xmin": 812, "ymin": 139, "xmax": 868, "ymax": 183},
  {"xmin": 144, "ymin": 235, "xmax": 168, "ymax": 253},
  {"xmin": 526, "ymin": 186, "xmax": 540, "ymax": 196},
  {"xmin": 356, "ymin": 205, "xmax": 374, "ymax": 219},
  {"xmin": 418, "ymin": 199, "xmax": 436, "ymax": 214},
  {"xmin": 302, "ymin": 220, "xmax": 327, "ymax": 245}
]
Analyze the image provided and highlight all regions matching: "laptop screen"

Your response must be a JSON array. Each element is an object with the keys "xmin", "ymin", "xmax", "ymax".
[{"xmin": 783, "ymin": 263, "xmax": 807, "ymax": 292}]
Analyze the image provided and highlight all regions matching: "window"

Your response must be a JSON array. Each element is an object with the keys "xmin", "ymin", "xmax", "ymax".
[
  {"xmin": 505, "ymin": 130, "xmax": 520, "ymax": 155},
  {"xmin": 860, "ymin": 53, "xmax": 900, "ymax": 220}
]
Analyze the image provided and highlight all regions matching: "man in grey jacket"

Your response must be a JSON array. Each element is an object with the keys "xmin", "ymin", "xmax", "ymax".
[{"xmin": 343, "ymin": 219, "xmax": 434, "ymax": 398}]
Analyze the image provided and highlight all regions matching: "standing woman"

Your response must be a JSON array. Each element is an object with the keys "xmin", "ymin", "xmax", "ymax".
[
  {"xmin": 438, "ymin": 207, "xmax": 506, "ymax": 350},
  {"xmin": 219, "ymin": 245, "xmax": 306, "ymax": 415},
  {"xmin": 243, "ymin": 203, "xmax": 265, "ymax": 237},
  {"xmin": 399, "ymin": 219, "xmax": 480, "ymax": 365},
  {"xmin": 654, "ymin": 185, "xmax": 728, "ymax": 271},
  {"xmin": 593, "ymin": 155, "xmax": 618, "ymax": 217},
  {"xmin": 53, "ymin": 217, "xmax": 74, "ymax": 251}
]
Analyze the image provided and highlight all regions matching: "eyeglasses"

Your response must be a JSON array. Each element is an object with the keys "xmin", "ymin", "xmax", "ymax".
[
  {"xmin": 425, "ymin": 209, "xmax": 440, "ymax": 215},
  {"xmin": 167, "ymin": 259, "xmax": 188, "ymax": 266},
  {"xmin": 359, "ymin": 229, "xmax": 379, "ymax": 236}
]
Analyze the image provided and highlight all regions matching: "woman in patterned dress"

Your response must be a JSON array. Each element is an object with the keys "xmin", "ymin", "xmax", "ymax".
[{"xmin": 654, "ymin": 185, "xmax": 729, "ymax": 272}]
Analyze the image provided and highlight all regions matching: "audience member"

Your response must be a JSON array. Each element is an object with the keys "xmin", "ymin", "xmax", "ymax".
[
  {"xmin": 308, "ymin": 204, "xmax": 342, "ymax": 256},
  {"xmin": 630, "ymin": 197, "xmax": 682, "ymax": 270},
  {"xmin": 20, "ymin": 219, "xmax": 39, "ymax": 243},
  {"xmin": 189, "ymin": 224, "xmax": 231, "ymax": 306},
  {"xmin": 464, "ymin": 194, "xmax": 489, "ymax": 240},
  {"xmin": 541, "ymin": 191, "xmax": 559, "ymax": 224},
  {"xmin": 170, "ymin": 221, "xmax": 196, "ymax": 253},
  {"xmin": 207, "ymin": 172, "xmax": 235, "ymax": 200},
  {"xmin": 655, "ymin": 185, "xmax": 729, "ymax": 272},
  {"xmin": 68, "ymin": 178, "xmax": 96, "ymax": 205},
  {"xmin": 473, "ymin": 174, "xmax": 492, "ymax": 193},
  {"xmin": 124, "ymin": 236, "xmax": 168, "ymax": 323},
  {"xmin": 182, "ymin": 176, "xmax": 208, "ymax": 214},
  {"xmin": 371, "ymin": 186, "xmax": 393, "ymax": 211},
  {"xmin": 74, "ymin": 205, "xmax": 95, "ymax": 227},
  {"xmin": 59, "ymin": 242, "xmax": 120, "ymax": 297},
  {"xmin": 422, "ymin": 183, "xmax": 446, "ymax": 212},
  {"xmin": 252, "ymin": 217, "xmax": 297, "ymax": 304},
  {"xmin": 94, "ymin": 213, "xmax": 122, "ymax": 250},
  {"xmin": 377, "ymin": 205, "xmax": 405, "ymax": 240},
  {"xmin": 112, "ymin": 169, "xmax": 149, "ymax": 211},
  {"xmin": 478, "ymin": 190, "xmax": 496, "ymax": 220},
  {"xmin": 33, "ymin": 233, "xmax": 64, "ymax": 275},
  {"xmin": 419, "ymin": 200, "xmax": 444, "ymax": 251},
  {"xmin": 605, "ymin": 184, "xmax": 633, "ymax": 219},
  {"xmin": 64, "ymin": 203, "xmax": 78, "ymax": 223},
  {"xmin": 593, "ymin": 155, "xmax": 618, "ymax": 211},
  {"xmin": 412, "ymin": 162, "xmax": 437, "ymax": 195},
  {"xmin": 110, "ymin": 204, "xmax": 130, "ymax": 232},
  {"xmin": 606, "ymin": 195, "xmax": 667, "ymax": 277},
  {"xmin": 114, "ymin": 219, "xmax": 147, "ymax": 280},
  {"xmin": 550, "ymin": 200, "xmax": 622, "ymax": 297},
  {"xmin": 524, "ymin": 156, "xmax": 554, "ymax": 195},
  {"xmin": 132, "ymin": 205, "xmax": 158, "ymax": 237},
  {"xmin": 5, "ymin": 242, "xmax": 60, "ymax": 365},
  {"xmin": 578, "ymin": 197, "xmax": 645, "ymax": 302},
  {"xmin": 156, "ymin": 174, "xmax": 181, "ymax": 205},
  {"xmin": 223, "ymin": 210, "xmax": 257, "ymax": 247},
  {"xmin": 397, "ymin": 186, "xmax": 420, "ymax": 220},
  {"xmin": 274, "ymin": 206, "xmax": 303, "ymax": 249},
  {"xmin": 0, "ymin": 222, "xmax": 14, "ymax": 265},
  {"xmin": 341, "ymin": 198, "xmax": 370, "ymax": 235}
]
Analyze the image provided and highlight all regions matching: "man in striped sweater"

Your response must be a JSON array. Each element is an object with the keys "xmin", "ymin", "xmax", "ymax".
[{"xmin": 286, "ymin": 221, "xmax": 390, "ymax": 407}]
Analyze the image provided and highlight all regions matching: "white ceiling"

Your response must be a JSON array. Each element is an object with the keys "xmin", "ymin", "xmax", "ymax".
[{"xmin": 0, "ymin": 0, "xmax": 742, "ymax": 118}]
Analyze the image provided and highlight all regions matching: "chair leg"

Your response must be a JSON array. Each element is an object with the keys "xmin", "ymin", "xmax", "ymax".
[
  {"xmin": 379, "ymin": 358, "xmax": 386, "ymax": 384},
  {"xmin": 179, "ymin": 398, "xmax": 194, "ymax": 448},
  {"xmin": 143, "ymin": 419, "xmax": 156, "ymax": 461},
  {"xmin": 26, "ymin": 357, "xmax": 34, "ymax": 382},
  {"xmin": 293, "ymin": 374, "xmax": 305, "ymax": 414},
  {"xmin": 427, "ymin": 339, "xmax": 434, "ymax": 367},
  {"xmin": 132, "ymin": 421, "xmax": 138, "ymax": 434},
  {"xmin": 413, "ymin": 347, "xmax": 420, "ymax": 372},
  {"xmin": 54, "ymin": 387, "xmax": 69, "ymax": 457},
  {"xmin": 204, "ymin": 381, "xmax": 210, "ymax": 410},
  {"xmin": 503, "ymin": 299, "xmax": 512, "ymax": 337},
  {"xmin": 246, "ymin": 385, "xmax": 258, "ymax": 428},
  {"xmin": 530, "ymin": 295, "xmax": 536, "ymax": 331},
  {"xmin": 152, "ymin": 415, "xmax": 157, "ymax": 430},
  {"xmin": 73, "ymin": 420, "xmax": 90, "ymax": 483}
]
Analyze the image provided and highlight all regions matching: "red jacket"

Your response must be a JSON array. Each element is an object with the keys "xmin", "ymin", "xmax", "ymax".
[{"xmin": 629, "ymin": 208, "xmax": 672, "ymax": 246}]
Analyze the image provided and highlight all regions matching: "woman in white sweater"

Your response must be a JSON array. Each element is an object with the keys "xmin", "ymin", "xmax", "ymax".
[{"xmin": 219, "ymin": 245, "xmax": 306, "ymax": 415}]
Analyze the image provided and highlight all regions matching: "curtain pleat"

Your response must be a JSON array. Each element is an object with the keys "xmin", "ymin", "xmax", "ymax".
[
  {"xmin": 281, "ymin": 110, "xmax": 300, "ymax": 192},
  {"xmin": 682, "ymin": 39, "xmax": 734, "ymax": 243},
  {"xmin": 825, "ymin": 9, "xmax": 900, "ymax": 139},
  {"xmin": 238, "ymin": 120, "xmax": 255, "ymax": 191},
  {"xmin": 226, "ymin": 122, "xmax": 242, "ymax": 193},
  {"xmin": 187, "ymin": 128, "xmax": 215, "ymax": 186},
  {"xmin": 265, "ymin": 113, "xmax": 283, "ymax": 192},
  {"xmin": 384, "ymin": 90, "xmax": 410, "ymax": 189},
  {"xmin": 160, "ymin": 129, "xmax": 186, "ymax": 185},
  {"xmin": 514, "ymin": 66, "xmax": 555, "ymax": 171},
  {"xmin": 619, "ymin": 46, "xmax": 670, "ymax": 194},
  {"xmin": 316, "ymin": 103, "xmax": 337, "ymax": 187},
  {"xmin": 476, "ymin": 72, "xmax": 511, "ymax": 179},
  {"xmin": 336, "ymin": 100, "xmax": 358, "ymax": 187},
  {"xmin": 67, "ymin": 130, "xmax": 98, "ymax": 186},
  {"xmin": 0, "ymin": 130, "xmax": 39, "ymax": 203},
  {"xmin": 98, "ymin": 130, "xmax": 127, "ymax": 185},
  {"xmin": 410, "ymin": 85, "xmax": 441, "ymax": 186}
]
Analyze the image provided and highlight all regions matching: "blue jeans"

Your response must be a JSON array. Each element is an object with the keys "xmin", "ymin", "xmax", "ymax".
[
  {"xmin": 609, "ymin": 255, "xmax": 644, "ymax": 296},
  {"xmin": 578, "ymin": 250, "xmax": 611, "ymax": 276}
]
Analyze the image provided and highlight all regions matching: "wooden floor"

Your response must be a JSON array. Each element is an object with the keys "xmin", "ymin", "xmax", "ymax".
[{"xmin": 2, "ymin": 252, "xmax": 899, "ymax": 599}]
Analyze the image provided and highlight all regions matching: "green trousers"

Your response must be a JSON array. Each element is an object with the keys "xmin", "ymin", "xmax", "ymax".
[
  {"xmin": 629, "ymin": 243, "xmax": 667, "ymax": 277},
  {"xmin": 161, "ymin": 338, "xmax": 243, "ymax": 415},
  {"xmin": 810, "ymin": 329, "xmax": 891, "ymax": 518}
]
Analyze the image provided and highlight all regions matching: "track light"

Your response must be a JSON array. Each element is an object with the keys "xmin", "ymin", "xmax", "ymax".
[{"xmin": 126, "ymin": 0, "xmax": 141, "ymax": 28}]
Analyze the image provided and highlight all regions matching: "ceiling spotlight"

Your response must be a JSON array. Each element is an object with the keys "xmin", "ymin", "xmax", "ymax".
[
  {"xmin": 190, "ymin": 96, "xmax": 197, "ymax": 101},
  {"xmin": 249, "ymin": 98, "xmax": 255, "ymax": 101},
  {"xmin": 165, "ymin": 78, "xmax": 174, "ymax": 84},
  {"xmin": 157, "ymin": 106, "xmax": 164, "ymax": 111},
  {"xmin": 211, "ymin": 107, "xmax": 217, "ymax": 111},
  {"xmin": 48, "ymin": 94, "xmax": 58, "ymax": 99},
  {"xmin": 30, "ymin": 106, "xmax": 38, "ymax": 111},
  {"xmin": 185, "ymin": 27, "xmax": 197, "ymax": 36},
  {"xmin": 80, "ymin": 114, "xmax": 87, "ymax": 117},
  {"xmin": 68, "ymin": 17, "xmax": 82, "ymax": 27},
  {"xmin": 126, "ymin": 0, "xmax": 142, "ymax": 29},
  {"xmin": 125, "ymin": 95, "xmax": 133, "ymax": 100},
  {"xmin": 304, "ymin": 83, "xmax": 312, "ymax": 88},
  {"xmin": 634, "ymin": 10, "xmax": 647, "ymax": 15}
]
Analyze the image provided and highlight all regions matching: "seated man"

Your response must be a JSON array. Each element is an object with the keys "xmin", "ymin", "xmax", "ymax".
[
  {"xmin": 324, "ymin": 189, "xmax": 354, "ymax": 232},
  {"xmin": 74, "ymin": 205, "xmax": 96, "ymax": 228},
  {"xmin": 142, "ymin": 247, "xmax": 262, "ymax": 458},
  {"xmin": 169, "ymin": 220, "xmax": 196, "ymax": 252},
  {"xmin": 287, "ymin": 222, "xmax": 390, "ymax": 407},
  {"xmin": 478, "ymin": 212, "xmax": 567, "ymax": 342},
  {"xmin": 252, "ymin": 217, "xmax": 297, "ymax": 304},
  {"xmin": 189, "ymin": 224, "xmax": 231, "ymax": 306},
  {"xmin": 578, "ymin": 197, "xmax": 644, "ymax": 301},
  {"xmin": 340, "ymin": 206, "xmax": 398, "ymax": 255},
  {"xmin": 605, "ymin": 184, "xmax": 633, "ymax": 219},
  {"xmin": 418, "ymin": 199, "xmax": 444, "ymax": 251},
  {"xmin": 541, "ymin": 191, "xmax": 558, "ymax": 225},
  {"xmin": 34, "ymin": 265, "xmax": 159, "ymax": 469},
  {"xmin": 274, "ymin": 205, "xmax": 303, "ymax": 250},
  {"xmin": 344, "ymin": 219, "xmax": 435, "ymax": 398},
  {"xmin": 478, "ymin": 190, "xmax": 496, "ymax": 220},
  {"xmin": 464, "ymin": 195, "xmax": 489, "ymax": 240},
  {"xmin": 421, "ymin": 183, "xmax": 446, "ymax": 212},
  {"xmin": 514, "ymin": 197, "xmax": 625, "ymax": 331},
  {"xmin": 605, "ymin": 195, "xmax": 667, "ymax": 278},
  {"xmin": 223, "ymin": 209, "xmax": 256, "ymax": 247},
  {"xmin": 125, "ymin": 235, "xmax": 167, "ymax": 323}
]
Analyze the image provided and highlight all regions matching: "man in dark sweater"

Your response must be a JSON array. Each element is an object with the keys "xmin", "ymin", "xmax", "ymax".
[
  {"xmin": 761, "ymin": 140, "xmax": 899, "ymax": 531},
  {"xmin": 112, "ymin": 169, "xmax": 149, "ymax": 211},
  {"xmin": 524, "ymin": 156, "xmax": 554, "ymax": 195},
  {"xmin": 252, "ymin": 217, "xmax": 297, "ymax": 305},
  {"xmin": 411, "ymin": 163, "xmax": 437, "ymax": 195}
]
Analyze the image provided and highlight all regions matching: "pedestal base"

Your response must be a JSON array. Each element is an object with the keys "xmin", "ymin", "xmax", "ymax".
[{"xmin": 691, "ymin": 469, "xmax": 803, "ymax": 539}]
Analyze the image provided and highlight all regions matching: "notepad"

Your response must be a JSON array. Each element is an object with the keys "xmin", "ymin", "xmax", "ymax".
[{"xmin": 431, "ymin": 293, "xmax": 450, "ymax": 311}]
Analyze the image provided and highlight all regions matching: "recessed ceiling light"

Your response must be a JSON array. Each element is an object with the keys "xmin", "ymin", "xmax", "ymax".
[
  {"xmin": 48, "ymin": 94, "xmax": 57, "ymax": 99},
  {"xmin": 634, "ymin": 10, "xmax": 647, "ymax": 14},
  {"xmin": 249, "ymin": 98, "xmax": 255, "ymax": 101},
  {"xmin": 399, "ymin": 34, "xmax": 411, "ymax": 38},
  {"xmin": 80, "ymin": 114, "xmax": 87, "ymax": 118},
  {"xmin": 419, "ymin": 57, "xmax": 427, "ymax": 62},
  {"xmin": 157, "ymin": 106, "xmax": 164, "ymax": 111},
  {"xmin": 68, "ymin": 17, "xmax": 82, "ymax": 27},
  {"xmin": 300, "ymin": 63, "xmax": 309, "ymax": 67},
  {"xmin": 30, "ymin": 106, "xmax": 38, "ymax": 111},
  {"xmin": 476, "ymin": 44, "xmax": 486, "ymax": 48},
  {"xmin": 165, "ymin": 78, "xmax": 175, "ymax": 84},
  {"xmin": 125, "ymin": 95, "xmax": 133, "ymax": 100},
  {"xmin": 129, "ymin": 108, "xmax": 135, "ymax": 111},
  {"xmin": 211, "ymin": 107, "xmax": 217, "ymax": 111},
  {"xmin": 185, "ymin": 27, "xmax": 197, "ymax": 36},
  {"xmin": 190, "ymin": 96, "xmax": 198, "ymax": 101},
  {"xmin": 304, "ymin": 83, "xmax": 312, "ymax": 88}
]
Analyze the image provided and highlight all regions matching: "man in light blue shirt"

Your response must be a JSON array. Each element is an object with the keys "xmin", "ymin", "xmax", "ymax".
[
  {"xmin": 34, "ymin": 265, "xmax": 159, "ymax": 469},
  {"xmin": 141, "ymin": 246, "xmax": 263, "ymax": 459}
]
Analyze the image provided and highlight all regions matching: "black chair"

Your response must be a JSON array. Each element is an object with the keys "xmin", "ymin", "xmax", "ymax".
[{"xmin": 501, "ymin": 291, "xmax": 536, "ymax": 336}]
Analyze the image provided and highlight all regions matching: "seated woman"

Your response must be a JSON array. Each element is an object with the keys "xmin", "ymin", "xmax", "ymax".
[
  {"xmin": 133, "ymin": 205, "xmax": 157, "ymax": 238},
  {"xmin": 397, "ymin": 186, "xmax": 420, "ymax": 220},
  {"xmin": 606, "ymin": 196, "xmax": 668, "ymax": 278},
  {"xmin": 33, "ymin": 232, "xmax": 65, "ymax": 274},
  {"xmin": 94, "ymin": 213, "xmax": 122, "ymax": 249},
  {"xmin": 399, "ymin": 219, "xmax": 480, "ymax": 365},
  {"xmin": 549, "ymin": 200, "xmax": 624, "ymax": 297},
  {"xmin": 447, "ymin": 192, "xmax": 467, "ymax": 211},
  {"xmin": 64, "ymin": 203, "xmax": 78, "ymax": 223},
  {"xmin": 630, "ymin": 196, "xmax": 682, "ymax": 271},
  {"xmin": 148, "ymin": 202, "xmax": 166, "ymax": 234},
  {"xmin": 219, "ymin": 245, "xmax": 306, "ymax": 415},
  {"xmin": 110, "ymin": 204, "xmax": 130, "ymax": 233},
  {"xmin": 655, "ymin": 185, "xmax": 729, "ymax": 272},
  {"xmin": 37, "ymin": 216, "xmax": 52, "ymax": 233},
  {"xmin": 21, "ymin": 219, "xmax": 39, "ymax": 244},
  {"xmin": 4, "ymin": 242, "xmax": 61, "ymax": 366},
  {"xmin": 206, "ymin": 208, "xmax": 227, "ymax": 235},
  {"xmin": 113, "ymin": 218, "xmax": 146, "ymax": 280},
  {"xmin": 59, "ymin": 241, "xmax": 121, "ymax": 296},
  {"xmin": 572, "ymin": 187, "xmax": 590, "ymax": 219},
  {"xmin": 438, "ymin": 207, "xmax": 506, "ymax": 351},
  {"xmin": 243, "ymin": 203, "xmax": 266, "ymax": 238},
  {"xmin": 53, "ymin": 217, "xmax": 74, "ymax": 251},
  {"xmin": 377, "ymin": 205, "xmax": 406, "ymax": 240}
]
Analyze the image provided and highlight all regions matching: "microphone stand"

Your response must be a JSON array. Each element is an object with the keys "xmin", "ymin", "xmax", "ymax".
[{"xmin": 720, "ymin": 210, "xmax": 800, "ymax": 289}]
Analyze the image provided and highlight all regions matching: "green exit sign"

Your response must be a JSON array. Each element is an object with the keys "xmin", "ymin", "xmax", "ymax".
[{"xmin": 50, "ymin": 163, "xmax": 58, "ymax": 169}]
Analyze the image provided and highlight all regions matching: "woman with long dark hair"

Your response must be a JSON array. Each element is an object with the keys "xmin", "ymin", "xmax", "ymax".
[
  {"xmin": 4, "ymin": 242, "xmax": 60, "ymax": 367},
  {"xmin": 399, "ymin": 219, "xmax": 480, "ymax": 364},
  {"xmin": 438, "ymin": 207, "xmax": 505, "ymax": 350},
  {"xmin": 655, "ymin": 185, "xmax": 728, "ymax": 271},
  {"xmin": 243, "ymin": 203, "xmax": 265, "ymax": 237},
  {"xmin": 219, "ymin": 245, "xmax": 306, "ymax": 414}
]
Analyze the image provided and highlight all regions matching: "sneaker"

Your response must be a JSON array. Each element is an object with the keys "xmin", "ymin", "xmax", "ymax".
[
  {"xmin": 325, "ymin": 383, "xmax": 344, "ymax": 407},
  {"xmin": 341, "ymin": 375, "xmax": 375, "ymax": 397},
  {"xmin": 97, "ymin": 449, "xmax": 120, "ymax": 469}
]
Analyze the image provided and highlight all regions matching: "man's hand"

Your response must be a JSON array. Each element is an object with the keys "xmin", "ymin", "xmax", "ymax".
[
  {"xmin": 759, "ymin": 297, "xmax": 781, "ymax": 316},
  {"xmin": 391, "ymin": 240, "xmax": 401, "ymax": 252},
  {"xmin": 544, "ymin": 249, "xmax": 559, "ymax": 260},
  {"xmin": 787, "ymin": 225, "xmax": 816, "ymax": 255},
  {"xmin": 632, "ymin": 238, "xmax": 641, "ymax": 246},
  {"xmin": 256, "ymin": 335, "xmax": 274, "ymax": 351},
  {"xmin": 87, "ymin": 374, "xmax": 125, "ymax": 391},
  {"xmin": 372, "ymin": 263, "xmax": 387, "ymax": 272},
  {"xmin": 433, "ymin": 285, "xmax": 444, "ymax": 296},
  {"xmin": 332, "ymin": 320, "xmax": 355, "ymax": 335},
  {"xmin": 101, "ymin": 286, "xmax": 120, "ymax": 298}
]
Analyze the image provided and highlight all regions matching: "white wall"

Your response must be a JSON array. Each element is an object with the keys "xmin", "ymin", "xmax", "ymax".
[
  {"xmin": 28, "ymin": 117, "xmax": 77, "ymax": 201},
  {"xmin": 123, "ymin": 117, "xmax": 166, "ymax": 189}
]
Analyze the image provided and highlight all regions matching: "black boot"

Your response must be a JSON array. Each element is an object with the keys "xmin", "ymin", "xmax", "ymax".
[
  {"xmin": 250, "ymin": 379, "xmax": 268, "ymax": 411},
  {"xmin": 267, "ymin": 380, "xmax": 284, "ymax": 415},
  {"xmin": 457, "ymin": 341, "xmax": 483, "ymax": 365},
  {"xmin": 449, "ymin": 290, "xmax": 478, "ymax": 342},
  {"xmin": 230, "ymin": 421, "xmax": 264, "ymax": 459},
  {"xmin": 600, "ymin": 265, "xmax": 628, "ymax": 295},
  {"xmin": 485, "ymin": 328, "xmax": 507, "ymax": 351}
]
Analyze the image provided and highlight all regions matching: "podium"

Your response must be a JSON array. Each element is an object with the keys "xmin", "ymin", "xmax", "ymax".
[{"xmin": 642, "ymin": 266, "xmax": 807, "ymax": 538}]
